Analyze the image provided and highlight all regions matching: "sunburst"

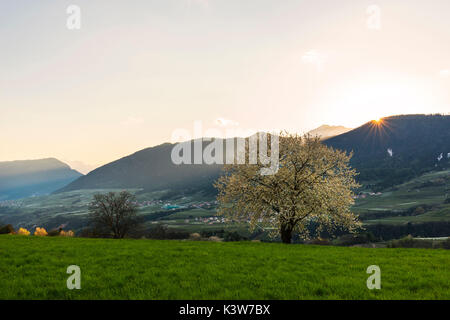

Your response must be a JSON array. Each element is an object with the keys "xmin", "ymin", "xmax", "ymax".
[
  {"xmin": 368, "ymin": 117, "xmax": 394, "ymax": 141},
  {"xmin": 372, "ymin": 118, "xmax": 383, "ymax": 125}
]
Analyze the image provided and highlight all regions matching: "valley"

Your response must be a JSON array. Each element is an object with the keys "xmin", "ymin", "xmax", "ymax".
[
  {"xmin": 1, "ymin": 115, "xmax": 449, "ymax": 241},
  {"xmin": 1, "ymin": 168, "xmax": 449, "ymax": 240}
]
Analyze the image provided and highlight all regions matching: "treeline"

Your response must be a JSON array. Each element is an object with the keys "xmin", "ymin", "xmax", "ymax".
[
  {"xmin": 359, "ymin": 204, "xmax": 436, "ymax": 220},
  {"xmin": 366, "ymin": 222, "xmax": 450, "ymax": 240},
  {"xmin": 145, "ymin": 226, "xmax": 250, "ymax": 241},
  {"xmin": 135, "ymin": 222, "xmax": 450, "ymax": 243},
  {"xmin": 78, "ymin": 224, "xmax": 252, "ymax": 242}
]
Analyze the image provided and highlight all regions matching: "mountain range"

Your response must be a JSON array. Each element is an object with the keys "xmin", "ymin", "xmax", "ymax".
[
  {"xmin": 58, "ymin": 114, "xmax": 449, "ymax": 196},
  {"xmin": 0, "ymin": 158, "xmax": 82, "ymax": 200},
  {"xmin": 1, "ymin": 115, "xmax": 448, "ymax": 201},
  {"xmin": 306, "ymin": 125, "xmax": 352, "ymax": 139},
  {"xmin": 325, "ymin": 114, "xmax": 450, "ymax": 189}
]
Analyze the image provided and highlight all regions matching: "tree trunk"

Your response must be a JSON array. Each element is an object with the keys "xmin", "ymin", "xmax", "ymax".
[{"xmin": 280, "ymin": 224, "xmax": 293, "ymax": 244}]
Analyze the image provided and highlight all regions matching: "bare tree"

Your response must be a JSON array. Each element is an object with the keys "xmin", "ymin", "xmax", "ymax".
[{"xmin": 88, "ymin": 191, "xmax": 143, "ymax": 239}]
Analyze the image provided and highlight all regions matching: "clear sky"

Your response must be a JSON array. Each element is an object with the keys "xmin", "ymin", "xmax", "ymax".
[{"xmin": 1, "ymin": 0, "xmax": 449, "ymax": 173}]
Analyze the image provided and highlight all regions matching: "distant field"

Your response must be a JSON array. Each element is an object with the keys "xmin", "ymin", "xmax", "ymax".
[
  {"xmin": 0, "ymin": 189, "xmax": 221, "ymax": 232},
  {"xmin": 354, "ymin": 169, "xmax": 450, "ymax": 224},
  {"xmin": 0, "ymin": 236, "xmax": 448, "ymax": 300}
]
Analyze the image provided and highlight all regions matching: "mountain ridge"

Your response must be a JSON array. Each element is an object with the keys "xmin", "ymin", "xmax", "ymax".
[
  {"xmin": 57, "ymin": 115, "xmax": 449, "ymax": 195},
  {"xmin": 307, "ymin": 125, "xmax": 352, "ymax": 139},
  {"xmin": 324, "ymin": 114, "xmax": 450, "ymax": 188},
  {"xmin": 0, "ymin": 158, "xmax": 82, "ymax": 200}
]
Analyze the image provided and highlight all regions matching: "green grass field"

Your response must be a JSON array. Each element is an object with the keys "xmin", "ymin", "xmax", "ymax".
[{"xmin": 0, "ymin": 235, "xmax": 448, "ymax": 300}]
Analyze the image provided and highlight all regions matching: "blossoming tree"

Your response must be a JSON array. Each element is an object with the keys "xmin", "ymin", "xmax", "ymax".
[{"xmin": 215, "ymin": 133, "xmax": 361, "ymax": 244}]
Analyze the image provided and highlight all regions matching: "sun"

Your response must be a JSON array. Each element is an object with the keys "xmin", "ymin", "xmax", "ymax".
[{"xmin": 373, "ymin": 118, "xmax": 383, "ymax": 125}]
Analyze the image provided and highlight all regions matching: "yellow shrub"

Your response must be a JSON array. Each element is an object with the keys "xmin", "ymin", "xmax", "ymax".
[
  {"xmin": 60, "ymin": 230, "xmax": 75, "ymax": 237},
  {"xmin": 17, "ymin": 228, "xmax": 30, "ymax": 236},
  {"xmin": 189, "ymin": 233, "xmax": 202, "ymax": 241},
  {"xmin": 34, "ymin": 227, "xmax": 48, "ymax": 236}
]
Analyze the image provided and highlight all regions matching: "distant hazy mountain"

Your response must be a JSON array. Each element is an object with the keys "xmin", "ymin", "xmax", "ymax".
[
  {"xmin": 63, "ymin": 160, "xmax": 100, "ymax": 175},
  {"xmin": 0, "ymin": 158, "xmax": 82, "ymax": 200},
  {"xmin": 307, "ymin": 125, "xmax": 352, "ymax": 139},
  {"xmin": 325, "ymin": 114, "xmax": 450, "ymax": 189}
]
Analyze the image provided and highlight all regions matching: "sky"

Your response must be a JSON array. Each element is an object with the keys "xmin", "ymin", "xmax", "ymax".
[{"xmin": 1, "ymin": 0, "xmax": 449, "ymax": 173}]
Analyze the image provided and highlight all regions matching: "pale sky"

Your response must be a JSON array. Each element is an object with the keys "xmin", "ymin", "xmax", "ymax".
[{"xmin": 1, "ymin": 0, "xmax": 449, "ymax": 173}]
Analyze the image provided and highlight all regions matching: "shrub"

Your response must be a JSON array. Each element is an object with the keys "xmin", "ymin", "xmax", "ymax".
[
  {"xmin": 388, "ymin": 235, "xmax": 433, "ymax": 248},
  {"xmin": 433, "ymin": 238, "xmax": 450, "ymax": 249},
  {"xmin": 307, "ymin": 237, "xmax": 330, "ymax": 245},
  {"xmin": 441, "ymin": 238, "xmax": 450, "ymax": 249},
  {"xmin": 60, "ymin": 230, "xmax": 75, "ymax": 237},
  {"xmin": 78, "ymin": 226, "xmax": 114, "ymax": 238},
  {"xmin": 34, "ymin": 227, "xmax": 48, "ymax": 237},
  {"xmin": 189, "ymin": 233, "xmax": 202, "ymax": 241},
  {"xmin": 0, "ymin": 224, "xmax": 15, "ymax": 234},
  {"xmin": 147, "ymin": 225, "xmax": 190, "ymax": 240},
  {"xmin": 47, "ymin": 229, "xmax": 61, "ymax": 237},
  {"xmin": 200, "ymin": 229, "xmax": 225, "ymax": 238},
  {"xmin": 334, "ymin": 233, "xmax": 375, "ymax": 246},
  {"xmin": 146, "ymin": 225, "xmax": 168, "ymax": 239},
  {"xmin": 17, "ymin": 228, "xmax": 30, "ymax": 236},
  {"xmin": 223, "ymin": 231, "xmax": 248, "ymax": 242}
]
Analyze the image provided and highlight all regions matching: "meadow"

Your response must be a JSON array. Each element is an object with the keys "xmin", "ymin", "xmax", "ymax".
[{"xmin": 0, "ymin": 235, "xmax": 448, "ymax": 300}]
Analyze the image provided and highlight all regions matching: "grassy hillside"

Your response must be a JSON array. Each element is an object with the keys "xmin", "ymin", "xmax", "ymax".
[
  {"xmin": 354, "ymin": 169, "xmax": 450, "ymax": 224},
  {"xmin": 0, "ymin": 236, "xmax": 448, "ymax": 300}
]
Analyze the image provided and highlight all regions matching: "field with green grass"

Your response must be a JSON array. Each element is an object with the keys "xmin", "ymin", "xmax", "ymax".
[
  {"xmin": 354, "ymin": 169, "xmax": 450, "ymax": 224},
  {"xmin": 0, "ymin": 235, "xmax": 448, "ymax": 300}
]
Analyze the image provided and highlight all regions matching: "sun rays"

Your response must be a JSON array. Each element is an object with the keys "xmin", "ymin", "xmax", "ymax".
[{"xmin": 368, "ymin": 117, "xmax": 394, "ymax": 140}]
